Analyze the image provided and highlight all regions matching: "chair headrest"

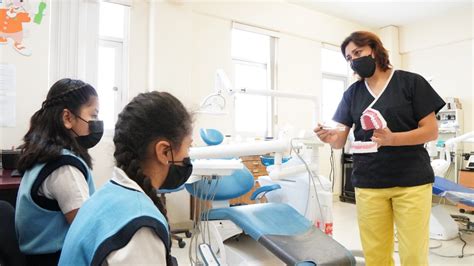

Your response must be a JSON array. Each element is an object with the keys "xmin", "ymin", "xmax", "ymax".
[
  {"xmin": 185, "ymin": 168, "xmax": 254, "ymax": 200},
  {"xmin": 200, "ymin": 128, "xmax": 224, "ymax": 146}
]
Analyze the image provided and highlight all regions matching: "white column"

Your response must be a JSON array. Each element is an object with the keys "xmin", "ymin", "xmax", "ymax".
[{"xmin": 378, "ymin": 26, "xmax": 401, "ymax": 70}]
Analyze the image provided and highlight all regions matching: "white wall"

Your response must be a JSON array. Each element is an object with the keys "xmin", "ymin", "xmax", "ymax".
[
  {"xmin": 149, "ymin": 1, "xmax": 373, "ymax": 224},
  {"xmin": 400, "ymin": 8, "xmax": 473, "ymax": 151},
  {"xmin": 0, "ymin": 0, "xmax": 51, "ymax": 150}
]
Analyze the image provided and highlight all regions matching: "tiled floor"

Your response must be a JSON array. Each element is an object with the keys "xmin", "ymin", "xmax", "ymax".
[{"xmin": 172, "ymin": 202, "xmax": 474, "ymax": 265}]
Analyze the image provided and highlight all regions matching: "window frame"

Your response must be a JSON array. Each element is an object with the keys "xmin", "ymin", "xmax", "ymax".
[
  {"xmin": 321, "ymin": 46, "xmax": 350, "ymax": 124},
  {"xmin": 97, "ymin": 1, "xmax": 130, "ymax": 135},
  {"xmin": 321, "ymin": 73, "xmax": 348, "ymax": 123},
  {"xmin": 231, "ymin": 26, "xmax": 277, "ymax": 138}
]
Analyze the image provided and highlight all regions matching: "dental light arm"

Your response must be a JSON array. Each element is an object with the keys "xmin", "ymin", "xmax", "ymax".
[
  {"xmin": 268, "ymin": 164, "xmax": 318, "ymax": 179},
  {"xmin": 202, "ymin": 70, "xmax": 320, "ymax": 124},
  {"xmin": 190, "ymin": 138, "xmax": 319, "ymax": 180},
  {"xmin": 444, "ymin": 131, "xmax": 474, "ymax": 146},
  {"xmin": 443, "ymin": 131, "xmax": 474, "ymax": 163},
  {"xmin": 215, "ymin": 69, "xmax": 317, "ymax": 101},
  {"xmin": 190, "ymin": 139, "xmax": 288, "ymax": 159}
]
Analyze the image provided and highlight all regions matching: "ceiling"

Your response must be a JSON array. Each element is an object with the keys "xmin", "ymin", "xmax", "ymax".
[{"xmin": 289, "ymin": 0, "xmax": 472, "ymax": 28}]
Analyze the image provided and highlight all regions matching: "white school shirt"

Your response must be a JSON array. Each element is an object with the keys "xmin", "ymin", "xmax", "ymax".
[{"xmin": 38, "ymin": 165, "xmax": 90, "ymax": 214}]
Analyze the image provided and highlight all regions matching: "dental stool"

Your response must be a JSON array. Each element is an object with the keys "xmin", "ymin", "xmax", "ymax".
[
  {"xmin": 200, "ymin": 128, "xmax": 224, "ymax": 146},
  {"xmin": 186, "ymin": 166, "xmax": 355, "ymax": 265},
  {"xmin": 157, "ymin": 186, "xmax": 192, "ymax": 248}
]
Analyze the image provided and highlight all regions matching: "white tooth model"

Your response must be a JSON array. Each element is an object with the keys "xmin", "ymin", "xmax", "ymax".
[
  {"xmin": 350, "ymin": 141, "xmax": 378, "ymax": 154},
  {"xmin": 360, "ymin": 108, "xmax": 387, "ymax": 130},
  {"xmin": 350, "ymin": 108, "xmax": 387, "ymax": 154}
]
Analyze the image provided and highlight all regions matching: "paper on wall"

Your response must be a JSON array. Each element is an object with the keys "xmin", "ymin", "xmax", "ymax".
[{"xmin": 0, "ymin": 64, "xmax": 16, "ymax": 127}]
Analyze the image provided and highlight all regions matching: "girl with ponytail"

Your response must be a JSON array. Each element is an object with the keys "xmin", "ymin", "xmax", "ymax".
[
  {"xmin": 15, "ymin": 78, "xmax": 102, "ymax": 266},
  {"xmin": 59, "ymin": 91, "xmax": 193, "ymax": 266}
]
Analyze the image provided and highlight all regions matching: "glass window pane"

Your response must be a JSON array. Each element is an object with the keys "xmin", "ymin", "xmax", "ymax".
[
  {"xmin": 232, "ymin": 29, "xmax": 270, "ymax": 64},
  {"xmin": 97, "ymin": 45, "xmax": 117, "ymax": 130},
  {"xmin": 234, "ymin": 62, "xmax": 267, "ymax": 91},
  {"xmin": 99, "ymin": 2, "xmax": 125, "ymax": 39},
  {"xmin": 234, "ymin": 62, "xmax": 269, "ymax": 136},
  {"xmin": 322, "ymin": 48, "xmax": 348, "ymax": 76},
  {"xmin": 235, "ymin": 94, "xmax": 268, "ymax": 136},
  {"xmin": 322, "ymin": 77, "xmax": 345, "ymax": 123}
]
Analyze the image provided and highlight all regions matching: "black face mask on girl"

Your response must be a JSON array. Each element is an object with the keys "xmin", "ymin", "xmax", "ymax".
[
  {"xmin": 161, "ymin": 148, "xmax": 193, "ymax": 190},
  {"xmin": 351, "ymin": 55, "xmax": 376, "ymax": 78},
  {"xmin": 72, "ymin": 115, "xmax": 104, "ymax": 149}
]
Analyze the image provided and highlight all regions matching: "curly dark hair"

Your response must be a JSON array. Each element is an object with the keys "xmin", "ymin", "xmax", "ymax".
[
  {"xmin": 17, "ymin": 78, "xmax": 98, "ymax": 173},
  {"xmin": 341, "ymin": 31, "xmax": 391, "ymax": 71},
  {"xmin": 113, "ymin": 91, "xmax": 193, "ymax": 218}
]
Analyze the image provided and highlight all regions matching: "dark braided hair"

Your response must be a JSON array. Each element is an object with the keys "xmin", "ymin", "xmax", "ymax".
[
  {"xmin": 113, "ymin": 91, "xmax": 192, "ymax": 218},
  {"xmin": 17, "ymin": 78, "xmax": 98, "ymax": 173}
]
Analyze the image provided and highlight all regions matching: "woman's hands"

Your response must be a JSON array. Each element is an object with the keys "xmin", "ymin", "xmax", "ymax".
[
  {"xmin": 371, "ymin": 127, "xmax": 396, "ymax": 147},
  {"xmin": 314, "ymin": 123, "xmax": 339, "ymax": 144}
]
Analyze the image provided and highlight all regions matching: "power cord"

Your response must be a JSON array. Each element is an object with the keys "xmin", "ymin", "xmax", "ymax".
[
  {"xmin": 329, "ymin": 148, "xmax": 335, "ymax": 192},
  {"xmin": 429, "ymin": 233, "xmax": 474, "ymax": 258},
  {"xmin": 289, "ymin": 138, "xmax": 332, "ymax": 227}
]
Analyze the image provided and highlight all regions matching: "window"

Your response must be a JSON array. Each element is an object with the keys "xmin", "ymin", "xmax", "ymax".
[
  {"xmin": 321, "ymin": 47, "xmax": 349, "ymax": 123},
  {"xmin": 232, "ymin": 27, "xmax": 276, "ymax": 137},
  {"xmin": 97, "ymin": 1, "xmax": 130, "ymax": 131}
]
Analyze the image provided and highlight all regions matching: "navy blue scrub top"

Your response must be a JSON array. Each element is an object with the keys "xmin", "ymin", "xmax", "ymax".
[{"xmin": 333, "ymin": 70, "xmax": 445, "ymax": 188}]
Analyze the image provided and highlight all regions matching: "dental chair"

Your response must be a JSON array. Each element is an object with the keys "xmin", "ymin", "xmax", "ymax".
[
  {"xmin": 431, "ymin": 176, "xmax": 474, "ymax": 238},
  {"xmin": 185, "ymin": 162, "xmax": 355, "ymax": 265}
]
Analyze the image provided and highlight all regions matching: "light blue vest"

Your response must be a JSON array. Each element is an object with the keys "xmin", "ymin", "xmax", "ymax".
[
  {"xmin": 59, "ymin": 180, "xmax": 170, "ymax": 266},
  {"xmin": 15, "ymin": 150, "xmax": 95, "ymax": 254}
]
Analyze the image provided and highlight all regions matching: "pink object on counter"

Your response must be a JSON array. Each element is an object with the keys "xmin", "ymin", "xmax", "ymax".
[{"xmin": 361, "ymin": 108, "xmax": 387, "ymax": 130}]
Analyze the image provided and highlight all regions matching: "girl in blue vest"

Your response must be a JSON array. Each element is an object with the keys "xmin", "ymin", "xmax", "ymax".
[
  {"xmin": 15, "ymin": 79, "xmax": 103, "ymax": 265},
  {"xmin": 59, "ymin": 91, "xmax": 193, "ymax": 265}
]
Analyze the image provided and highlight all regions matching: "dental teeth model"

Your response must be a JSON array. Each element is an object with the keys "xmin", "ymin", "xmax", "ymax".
[
  {"xmin": 360, "ymin": 108, "xmax": 387, "ymax": 130},
  {"xmin": 350, "ymin": 141, "xmax": 378, "ymax": 154}
]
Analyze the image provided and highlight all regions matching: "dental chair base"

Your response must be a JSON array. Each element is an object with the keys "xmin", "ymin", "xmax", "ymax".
[
  {"xmin": 207, "ymin": 203, "xmax": 355, "ymax": 266},
  {"xmin": 429, "ymin": 205, "xmax": 459, "ymax": 240}
]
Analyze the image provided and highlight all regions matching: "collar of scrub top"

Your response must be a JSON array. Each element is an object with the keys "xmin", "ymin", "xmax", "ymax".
[{"xmin": 363, "ymin": 67, "xmax": 395, "ymax": 110}]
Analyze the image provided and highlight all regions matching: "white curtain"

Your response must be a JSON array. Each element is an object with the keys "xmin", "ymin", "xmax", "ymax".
[{"xmin": 48, "ymin": 0, "xmax": 100, "ymax": 86}]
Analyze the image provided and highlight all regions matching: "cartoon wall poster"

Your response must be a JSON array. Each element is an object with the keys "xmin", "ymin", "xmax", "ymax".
[{"xmin": 0, "ymin": 0, "xmax": 47, "ymax": 57}]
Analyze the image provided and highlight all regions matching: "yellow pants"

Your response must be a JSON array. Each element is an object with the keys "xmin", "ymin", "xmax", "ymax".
[{"xmin": 355, "ymin": 183, "xmax": 432, "ymax": 266}]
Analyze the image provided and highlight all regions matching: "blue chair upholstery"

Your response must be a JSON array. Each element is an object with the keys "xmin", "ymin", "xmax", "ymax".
[
  {"xmin": 260, "ymin": 155, "xmax": 291, "ymax": 166},
  {"xmin": 208, "ymin": 203, "xmax": 311, "ymax": 240},
  {"xmin": 158, "ymin": 184, "xmax": 185, "ymax": 194},
  {"xmin": 185, "ymin": 168, "xmax": 254, "ymax": 201},
  {"xmin": 434, "ymin": 176, "xmax": 474, "ymax": 206},
  {"xmin": 250, "ymin": 184, "xmax": 281, "ymax": 201},
  {"xmin": 200, "ymin": 128, "xmax": 224, "ymax": 146}
]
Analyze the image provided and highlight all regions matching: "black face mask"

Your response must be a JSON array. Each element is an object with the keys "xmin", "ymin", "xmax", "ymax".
[
  {"xmin": 161, "ymin": 150, "xmax": 193, "ymax": 190},
  {"xmin": 351, "ymin": 55, "xmax": 376, "ymax": 78},
  {"xmin": 72, "ymin": 115, "xmax": 104, "ymax": 149}
]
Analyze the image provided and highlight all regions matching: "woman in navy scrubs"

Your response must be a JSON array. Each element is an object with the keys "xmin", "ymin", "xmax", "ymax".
[{"xmin": 315, "ymin": 31, "xmax": 445, "ymax": 266}]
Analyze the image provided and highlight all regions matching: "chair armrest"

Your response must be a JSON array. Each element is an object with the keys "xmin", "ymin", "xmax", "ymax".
[{"xmin": 250, "ymin": 184, "xmax": 281, "ymax": 201}]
